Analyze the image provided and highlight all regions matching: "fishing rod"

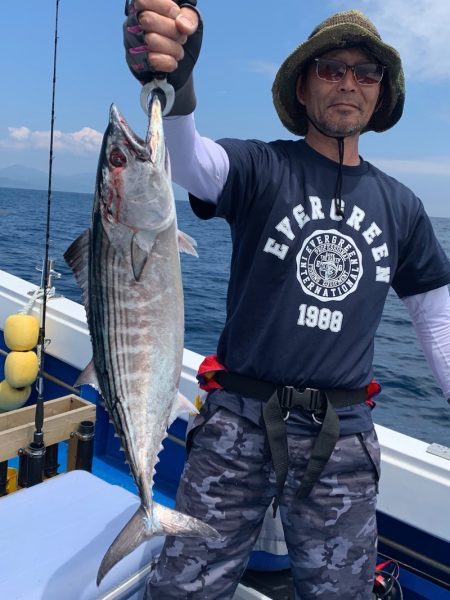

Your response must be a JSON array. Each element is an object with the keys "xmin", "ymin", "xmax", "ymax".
[{"xmin": 18, "ymin": 0, "xmax": 61, "ymax": 487}]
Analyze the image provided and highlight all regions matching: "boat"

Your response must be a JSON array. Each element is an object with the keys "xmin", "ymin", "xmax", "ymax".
[{"xmin": 0, "ymin": 268, "xmax": 449, "ymax": 599}]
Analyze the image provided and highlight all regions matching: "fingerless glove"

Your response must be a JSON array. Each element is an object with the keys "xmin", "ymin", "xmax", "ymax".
[{"xmin": 123, "ymin": 0, "xmax": 203, "ymax": 115}]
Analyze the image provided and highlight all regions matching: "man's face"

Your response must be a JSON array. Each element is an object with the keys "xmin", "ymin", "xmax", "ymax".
[{"xmin": 296, "ymin": 48, "xmax": 383, "ymax": 137}]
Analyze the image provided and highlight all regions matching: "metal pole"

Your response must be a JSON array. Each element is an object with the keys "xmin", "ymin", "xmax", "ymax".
[{"xmin": 75, "ymin": 421, "xmax": 95, "ymax": 472}]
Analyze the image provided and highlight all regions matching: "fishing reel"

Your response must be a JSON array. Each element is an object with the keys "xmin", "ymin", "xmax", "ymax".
[{"xmin": 372, "ymin": 560, "xmax": 403, "ymax": 599}]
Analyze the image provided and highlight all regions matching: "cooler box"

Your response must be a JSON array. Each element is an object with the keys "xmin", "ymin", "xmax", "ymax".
[{"xmin": 0, "ymin": 470, "xmax": 163, "ymax": 599}]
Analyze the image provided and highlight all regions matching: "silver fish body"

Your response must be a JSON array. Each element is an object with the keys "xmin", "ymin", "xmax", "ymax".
[{"xmin": 64, "ymin": 96, "xmax": 218, "ymax": 585}]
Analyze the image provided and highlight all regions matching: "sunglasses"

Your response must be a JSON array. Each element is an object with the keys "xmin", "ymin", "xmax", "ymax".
[{"xmin": 314, "ymin": 58, "xmax": 385, "ymax": 85}]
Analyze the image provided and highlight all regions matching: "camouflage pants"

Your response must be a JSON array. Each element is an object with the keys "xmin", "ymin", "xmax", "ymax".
[{"xmin": 146, "ymin": 404, "xmax": 380, "ymax": 599}]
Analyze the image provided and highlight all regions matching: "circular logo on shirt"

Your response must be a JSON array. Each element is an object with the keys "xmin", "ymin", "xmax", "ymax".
[{"xmin": 296, "ymin": 230, "xmax": 363, "ymax": 301}]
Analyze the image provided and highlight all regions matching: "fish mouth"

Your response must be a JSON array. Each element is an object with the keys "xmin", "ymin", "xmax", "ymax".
[
  {"xmin": 109, "ymin": 97, "xmax": 165, "ymax": 167},
  {"xmin": 109, "ymin": 104, "xmax": 148, "ymax": 160}
]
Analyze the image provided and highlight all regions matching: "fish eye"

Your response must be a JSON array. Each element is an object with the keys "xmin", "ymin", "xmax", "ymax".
[{"xmin": 109, "ymin": 148, "xmax": 127, "ymax": 167}]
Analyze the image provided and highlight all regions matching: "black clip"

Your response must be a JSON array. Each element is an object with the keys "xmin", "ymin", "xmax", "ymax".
[
  {"xmin": 279, "ymin": 386, "xmax": 295, "ymax": 410},
  {"xmin": 308, "ymin": 388, "xmax": 323, "ymax": 411}
]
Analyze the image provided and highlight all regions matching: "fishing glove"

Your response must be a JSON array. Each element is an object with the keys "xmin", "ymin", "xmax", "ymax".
[{"xmin": 123, "ymin": 0, "xmax": 203, "ymax": 116}]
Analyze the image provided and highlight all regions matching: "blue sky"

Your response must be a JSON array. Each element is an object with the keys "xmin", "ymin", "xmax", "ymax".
[{"xmin": 1, "ymin": 0, "xmax": 450, "ymax": 216}]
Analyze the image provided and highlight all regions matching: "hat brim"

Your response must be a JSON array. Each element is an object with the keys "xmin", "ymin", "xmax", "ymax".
[{"xmin": 272, "ymin": 22, "xmax": 405, "ymax": 136}]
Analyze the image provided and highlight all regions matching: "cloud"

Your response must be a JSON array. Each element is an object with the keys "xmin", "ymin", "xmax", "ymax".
[
  {"xmin": 334, "ymin": 0, "xmax": 450, "ymax": 82},
  {"xmin": 0, "ymin": 126, "xmax": 103, "ymax": 154},
  {"xmin": 247, "ymin": 60, "xmax": 279, "ymax": 78},
  {"xmin": 9, "ymin": 126, "xmax": 31, "ymax": 141},
  {"xmin": 368, "ymin": 156, "xmax": 450, "ymax": 176}
]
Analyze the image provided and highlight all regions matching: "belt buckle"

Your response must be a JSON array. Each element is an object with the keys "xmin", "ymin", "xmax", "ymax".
[{"xmin": 279, "ymin": 386, "xmax": 324, "ymax": 422}]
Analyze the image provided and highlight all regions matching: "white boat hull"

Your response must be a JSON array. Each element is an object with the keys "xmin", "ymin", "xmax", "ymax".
[{"xmin": 0, "ymin": 269, "xmax": 448, "ymax": 598}]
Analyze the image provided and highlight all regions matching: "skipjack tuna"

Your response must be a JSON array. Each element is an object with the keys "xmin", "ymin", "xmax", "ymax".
[{"xmin": 64, "ymin": 95, "xmax": 219, "ymax": 585}]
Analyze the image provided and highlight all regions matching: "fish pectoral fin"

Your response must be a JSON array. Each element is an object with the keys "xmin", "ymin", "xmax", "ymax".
[
  {"xmin": 178, "ymin": 229, "xmax": 198, "ymax": 257},
  {"xmin": 131, "ymin": 232, "xmax": 155, "ymax": 281},
  {"xmin": 74, "ymin": 359, "xmax": 100, "ymax": 390}
]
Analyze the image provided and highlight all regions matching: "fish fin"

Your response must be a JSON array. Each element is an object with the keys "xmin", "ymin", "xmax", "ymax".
[
  {"xmin": 178, "ymin": 391, "xmax": 199, "ymax": 414},
  {"xmin": 64, "ymin": 229, "xmax": 91, "ymax": 314},
  {"xmin": 97, "ymin": 505, "xmax": 148, "ymax": 586},
  {"xmin": 153, "ymin": 503, "xmax": 220, "ymax": 539},
  {"xmin": 97, "ymin": 502, "xmax": 221, "ymax": 586},
  {"xmin": 74, "ymin": 359, "xmax": 100, "ymax": 389},
  {"xmin": 131, "ymin": 232, "xmax": 152, "ymax": 281},
  {"xmin": 178, "ymin": 230, "xmax": 198, "ymax": 257},
  {"xmin": 169, "ymin": 392, "xmax": 198, "ymax": 425}
]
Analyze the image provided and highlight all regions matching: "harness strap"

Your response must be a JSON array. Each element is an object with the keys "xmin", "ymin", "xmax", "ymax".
[
  {"xmin": 293, "ymin": 393, "xmax": 338, "ymax": 499},
  {"xmin": 262, "ymin": 390, "xmax": 288, "ymax": 507},
  {"xmin": 213, "ymin": 371, "xmax": 366, "ymax": 509}
]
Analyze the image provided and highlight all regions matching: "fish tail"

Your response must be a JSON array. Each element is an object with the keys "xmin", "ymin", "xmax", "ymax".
[
  {"xmin": 96, "ymin": 502, "xmax": 220, "ymax": 585},
  {"xmin": 153, "ymin": 501, "xmax": 221, "ymax": 539},
  {"xmin": 96, "ymin": 505, "xmax": 148, "ymax": 586}
]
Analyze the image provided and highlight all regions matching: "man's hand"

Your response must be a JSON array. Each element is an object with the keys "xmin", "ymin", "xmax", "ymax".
[
  {"xmin": 125, "ymin": 0, "xmax": 199, "ymax": 80},
  {"xmin": 124, "ymin": 0, "xmax": 202, "ymax": 115}
]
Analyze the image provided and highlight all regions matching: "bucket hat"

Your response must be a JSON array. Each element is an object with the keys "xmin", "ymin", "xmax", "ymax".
[{"xmin": 272, "ymin": 10, "xmax": 405, "ymax": 136}]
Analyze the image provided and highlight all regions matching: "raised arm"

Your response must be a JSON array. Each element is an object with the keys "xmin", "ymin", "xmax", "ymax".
[
  {"xmin": 123, "ymin": 0, "xmax": 229, "ymax": 201},
  {"xmin": 164, "ymin": 115, "xmax": 228, "ymax": 202}
]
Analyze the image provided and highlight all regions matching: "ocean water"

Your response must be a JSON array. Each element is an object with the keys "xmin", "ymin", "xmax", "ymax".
[{"xmin": 0, "ymin": 186, "xmax": 449, "ymax": 446}]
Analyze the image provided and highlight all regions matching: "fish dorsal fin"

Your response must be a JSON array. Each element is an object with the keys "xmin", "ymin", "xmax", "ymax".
[
  {"xmin": 64, "ymin": 229, "xmax": 91, "ymax": 315},
  {"xmin": 178, "ymin": 230, "xmax": 198, "ymax": 257},
  {"xmin": 131, "ymin": 232, "xmax": 153, "ymax": 281}
]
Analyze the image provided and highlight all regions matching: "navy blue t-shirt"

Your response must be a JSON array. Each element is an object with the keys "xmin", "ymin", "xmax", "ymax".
[{"xmin": 190, "ymin": 139, "xmax": 450, "ymax": 434}]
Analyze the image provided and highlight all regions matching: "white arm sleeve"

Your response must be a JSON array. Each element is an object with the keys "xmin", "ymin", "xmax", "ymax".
[
  {"xmin": 401, "ymin": 286, "xmax": 450, "ymax": 400},
  {"xmin": 163, "ymin": 114, "xmax": 229, "ymax": 203}
]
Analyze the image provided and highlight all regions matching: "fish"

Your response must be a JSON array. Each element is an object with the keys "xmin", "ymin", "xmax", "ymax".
[{"xmin": 64, "ymin": 95, "xmax": 219, "ymax": 586}]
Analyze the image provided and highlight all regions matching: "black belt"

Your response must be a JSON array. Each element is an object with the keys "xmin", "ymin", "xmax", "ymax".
[{"xmin": 214, "ymin": 371, "xmax": 366, "ymax": 510}]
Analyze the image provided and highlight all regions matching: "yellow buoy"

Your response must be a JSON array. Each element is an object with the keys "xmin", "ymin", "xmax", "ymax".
[
  {"xmin": 4, "ymin": 314, "xmax": 39, "ymax": 351},
  {"xmin": 4, "ymin": 350, "xmax": 39, "ymax": 388},
  {"xmin": 0, "ymin": 380, "xmax": 31, "ymax": 411}
]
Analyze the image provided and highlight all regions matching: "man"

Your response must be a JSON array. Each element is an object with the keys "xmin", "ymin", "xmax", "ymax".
[{"xmin": 124, "ymin": 3, "xmax": 450, "ymax": 598}]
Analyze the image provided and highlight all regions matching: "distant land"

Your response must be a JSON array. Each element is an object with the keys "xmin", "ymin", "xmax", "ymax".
[
  {"xmin": 0, "ymin": 164, "xmax": 95, "ymax": 194},
  {"xmin": 0, "ymin": 164, "xmax": 188, "ymax": 200}
]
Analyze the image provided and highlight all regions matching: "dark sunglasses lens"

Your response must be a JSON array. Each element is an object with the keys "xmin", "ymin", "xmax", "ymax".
[
  {"xmin": 354, "ymin": 64, "xmax": 383, "ymax": 84},
  {"xmin": 316, "ymin": 59, "xmax": 346, "ymax": 81}
]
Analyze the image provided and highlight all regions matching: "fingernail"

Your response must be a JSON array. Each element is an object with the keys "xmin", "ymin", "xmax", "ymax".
[
  {"xmin": 168, "ymin": 5, "xmax": 181, "ymax": 19},
  {"xmin": 177, "ymin": 14, "xmax": 193, "ymax": 27}
]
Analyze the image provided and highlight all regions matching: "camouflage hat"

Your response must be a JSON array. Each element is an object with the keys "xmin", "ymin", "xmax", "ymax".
[{"xmin": 272, "ymin": 10, "xmax": 405, "ymax": 136}]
